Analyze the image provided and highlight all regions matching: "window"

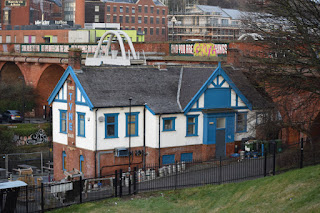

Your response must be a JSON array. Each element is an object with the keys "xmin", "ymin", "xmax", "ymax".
[
  {"xmin": 221, "ymin": 19, "xmax": 229, "ymax": 26},
  {"xmin": 156, "ymin": 17, "xmax": 159, "ymax": 24},
  {"xmin": 144, "ymin": 28, "xmax": 148, "ymax": 35},
  {"xmin": 52, "ymin": 36, "xmax": 57, "ymax": 43},
  {"xmin": 126, "ymin": 16, "xmax": 129, "ymax": 23},
  {"xmin": 126, "ymin": 6, "xmax": 129, "ymax": 13},
  {"xmin": 6, "ymin": 36, "xmax": 11, "ymax": 43},
  {"xmin": 106, "ymin": 14, "xmax": 111, "ymax": 22},
  {"xmin": 60, "ymin": 110, "xmax": 67, "ymax": 134},
  {"xmin": 131, "ymin": 16, "xmax": 135, "ymax": 23},
  {"xmin": 113, "ymin": 6, "xmax": 117, "ymax": 12},
  {"xmin": 119, "ymin": 16, "xmax": 123, "ymax": 23},
  {"xmin": 150, "ymin": 28, "xmax": 154, "ymax": 35},
  {"xmin": 132, "ymin": 7, "xmax": 135, "ymax": 14},
  {"xmin": 144, "ymin": 6, "xmax": 148, "ymax": 13},
  {"xmin": 236, "ymin": 112, "xmax": 247, "ymax": 132},
  {"xmin": 181, "ymin": 153, "xmax": 193, "ymax": 162},
  {"xmin": 126, "ymin": 112, "xmax": 139, "ymax": 137},
  {"xmin": 138, "ymin": 16, "xmax": 142, "ymax": 23},
  {"xmin": 80, "ymin": 155, "xmax": 84, "ymax": 172},
  {"xmin": 162, "ymin": 28, "xmax": 165, "ymax": 35},
  {"xmin": 162, "ymin": 17, "xmax": 165, "ymax": 25},
  {"xmin": 105, "ymin": 113, "xmax": 119, "ymax": 138},
  {"xmin": 24, "ymin": 36, "xmax": 29, "ymax": 43},
  {"xmin": 0, "ymin": 36, "xmax": 2, "ymax": 43},
  {"xmin": 120, "ymin": 6, "xmax": 123, "ymax": 13},
  {"xmin": 77, "ymin": 112, "xmax": 85, "ymax": 137},
  {"xmin": 107, "ymin": 5, "xmax": 110, "ymax": 12},
  {"xmin": 150, "ymin": 7, "xmax": 154, "ymax": 13},
  {"xmin": 94, "ymin": 15, "xmax": 99, "ymax": 22},
  {"xmin": 156, "ymin": 28, "xmax": 159, "ymax": 35},
  {"xmin": 150, "ymin": 17, "xmax": 154, "ymax": 24},
  {"xmin": 162, "ymin": 154, "xmax": 175, "ymax": 165},
  {"xmin": 138, "ymin": 5, "xmax": 142, "ymax": 13},
  {"xmin": 162, "ymin": 9, "xmax": 165, "ymax": 15},
  {"xmin": 216, "ymin": 117, "xmax": 226, "ymax": 129},
  {"xmin": 113, "ymin": 15, "xmax": 117, "ymax": 22},
  {"xmin": 157, "ymin": 8, "xmax": 159, "ymax": 15},
  {"xmin": 144, "ymin": 16, "xmax": 148, "ymax": 24},
  {"xmin": 163, "ymin": 117, "xmax": 176, "ymax": 131},
  {"xmin": 186, "ymin": 115, "xmax": 199, "ymax": 136},
  {"xmin": 95, "ymin": 5, "xmax": 99, "ymax": 12},
  {"xmin": 62, "ymin": 151, "xmax": 66, "ymax": 171}
]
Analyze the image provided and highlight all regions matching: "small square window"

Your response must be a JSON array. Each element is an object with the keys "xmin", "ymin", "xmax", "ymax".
[
  {"xmin": 144, "ymin": 6, "xmax": 148, "ymax": 13},
  {"xmin": 138, "ymin": 5, "xmax": 142, "ymax": 13},
  {"xmin": 216, "ymin": 117, "xmax": 226, "ymax": 129},
  {"xmin": 113, "ymin": 6, "xmax": 117, "ymax": 12},
  {"xmin": 95, "ymin": 5, "xmax": 99, "ymax": 12},
  {"xmin": 150, "ymin": 7, "xmax": 154, "ymax": 13},
  {"xmin": 132, "ymin": 7, "xmax": 135, "ymax": 14},
  {"xmin": 120, "ymin": 6, "xmax": 123, "ymax": 13},
  {"xmin": 163, "ymin": 117, "xmax": 176, "ymax": 131}
]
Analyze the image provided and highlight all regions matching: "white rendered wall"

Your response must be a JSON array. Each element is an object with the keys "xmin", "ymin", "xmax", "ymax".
[
  {"xmin": 96, "ymin": 106, "xmax": 145, "ymax": 151},
  {"xmin": 145, "ymin": 109, "xmax": 157, "ymax": 148},
  {"xmin": 75, "ymin": 105, "xmax": 95, "ymax": 151},
  {"xmin": 234, "ymin": 110, "xmax": 257, "ymax": 141},
  {"xmin": 52, "ymin": 101, "xmax": 68, "ymax": 145}
]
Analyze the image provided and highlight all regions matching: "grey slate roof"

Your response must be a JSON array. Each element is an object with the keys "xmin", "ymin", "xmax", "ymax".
[{"xmin": 77, "ymin": 66, "xmax": 270, "ymax": 114}]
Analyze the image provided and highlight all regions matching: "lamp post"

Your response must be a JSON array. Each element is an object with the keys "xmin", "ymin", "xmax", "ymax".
[
  {"xmin": 18, "ymin": 76, "xmax": 25, "ymax": 123},
  {"xmin": 171, "ymin": 16, "xmax": 177, "ymax": 41}
]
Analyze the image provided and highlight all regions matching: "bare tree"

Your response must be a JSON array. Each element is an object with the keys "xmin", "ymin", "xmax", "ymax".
[{"xmin": 241, "ymin": 0, "xmax": 320, "ymax": 143}]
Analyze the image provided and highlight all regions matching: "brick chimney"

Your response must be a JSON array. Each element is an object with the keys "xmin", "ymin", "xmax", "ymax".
[{"xmin": 68, "ymin": 48, "xmax": 82, "ymax": 70}]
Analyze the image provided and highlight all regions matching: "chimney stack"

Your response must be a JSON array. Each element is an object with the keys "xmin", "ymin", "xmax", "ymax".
[{"xmin": 68, "ymin": 48, "xmax": 82, "ymax": 70}]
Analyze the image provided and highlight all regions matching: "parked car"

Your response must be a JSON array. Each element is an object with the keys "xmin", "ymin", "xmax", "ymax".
[{"xmin": 2, "ymin": 110, "xmax": 23, "ymax": 123}]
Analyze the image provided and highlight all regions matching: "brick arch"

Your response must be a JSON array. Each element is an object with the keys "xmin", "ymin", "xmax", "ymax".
[
  {"xmin": 0, "ymin": 62, "xmax": 25, "ymax": 84},
  {"xmin": 35, "ymin": 64, "xmax": 66, "ymax": 117}
]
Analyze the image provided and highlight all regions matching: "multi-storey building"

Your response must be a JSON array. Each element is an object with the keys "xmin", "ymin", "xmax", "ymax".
[
  {"xmin": 168, "ymin": 5, "xmax": 245, "ymax": 41},
  {"xmin": 0, "ymin": 0, "xmax": 62, "ymax": 29},
  {"xmin": 86, "ymin": 0, "xmax": 168, "ymax": 42}
]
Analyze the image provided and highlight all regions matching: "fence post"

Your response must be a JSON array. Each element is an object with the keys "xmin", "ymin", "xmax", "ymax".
[
  {"xmin": 219, "ymin": 156, "xmax": 222, "ymax": 184},
  {"xmin": 133, "ymin": 167, "xmax": 137, "ymax": 195},
  {"xmin": 119, "ymin": 169, "xmax": 122, "ymax": 197},
  {"xmin": 114, "ymin": 170, "xmax": 118, "ymax": 197},
  {"xmin": 41, "ymin": 183, "xmax": 44, "ymax": 213},
  {"xmin": 174, "ymin": 161, "xmax": 178, "ymax": 190},
  {"xmin": 129, "ymin": 169, "xmax": 131, "ymax": 195},
  {"xmin": 25, "ymin": 185, "xmax": 28, "ymax": 213},
  {"xmin": 79, "ymin": 176, "xmax": 83, "ymax": 203},
  {"xmin": 272, "ymin": 141, "xmax": 276, "ymax": 176},
  {"xmin": 300, "ymin": 138, "xmax": 304, "ymax": 169},
  {"xmin": 264, "ymin": 151, "xmax": 267, "ymax": 177}
]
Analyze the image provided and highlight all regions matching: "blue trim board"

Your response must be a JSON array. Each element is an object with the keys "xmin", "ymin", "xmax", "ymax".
[
  {"xmin": 105, "ymin": 113, "xmax": 119, "ymax": 138},
  {"xmin": 183, "ymin": 63, "xmax": 253, "ymax": 114},
  {"xmin": 145, "ymin": 104, "xmax": 155, "ymax": 115},
  {"xmin": 162, "ymin": 117, "xmax": 176, "ymax": 131},
  {"xmin": 125, "ymin": 112, "xmax": 140, "ymax": 137},
  {"xmin": 47, "ymin": 66, "xmax": 93, "ymax": 110}
]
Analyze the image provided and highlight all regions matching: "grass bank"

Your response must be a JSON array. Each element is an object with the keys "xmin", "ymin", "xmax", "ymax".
[{"xmin": 51, "ymin": 164, "xmax": 320, "ymax": 213}]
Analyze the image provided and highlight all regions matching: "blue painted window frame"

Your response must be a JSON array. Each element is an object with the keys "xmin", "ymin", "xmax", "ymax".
[
  {"xmin": 162, "ymin": 154, "xmax": 175, "ymax": 165},
  {"xmin": 162, "ymin": 117, "xmax": 176, "ymax": 131},
  {"xmin": 77, "ymin": 112, "xmax": 86, "ymax": 137},
  {"xmin": 236, "ymin": 112, "xmax": 247, "ymax": 133},
  {"xmin": 105, "ymin": 113, "xmax": 119, "ymax": 138},
  {"xmin": 181, "ymin": 153, "xmax": 193, "ymax": 162},
  {"xmin": 126, "ymin": 112, "xmax": 140, "ymax": 137},
  {"xmin": 186, "ymin": 114, "xmax": 199, "ymax": 137},
  {"xmin": 62, "ymin": 151, "xmax": 66, "ymax": 171},
  {"xmin": 80, "ymin": 155, "xmax": 84, "ymax": 172},
  {"xmin": 60, "ymin": 110, "xmax": 67, "ymax": 134}
]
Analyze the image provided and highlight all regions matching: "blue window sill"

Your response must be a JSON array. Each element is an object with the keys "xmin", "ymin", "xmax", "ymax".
[
  {"xmin": 60, "ymin": 131, "xmax": 67, "ymax": 134},
  {"xmin": 77, "ymin": 135, "xmax": 86, "ymax": 138},
  {"xmin": 186, "ymin": 134, "xmax": 198, "ymax": 137},
  {"xmin": 163, "ymin": 129, "xmax": 176, "ymax": 132},
  {"xmin": 125, "ymin": 135, "xmax": 139, "ymax": 137},
  {"xmin": 105, "ymin": 136, "xmax": 119, "ymax": 139}
]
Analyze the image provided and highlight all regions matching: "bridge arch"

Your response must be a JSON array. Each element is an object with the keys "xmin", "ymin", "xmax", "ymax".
[
  {"xmin": 35, "ymin": 64, "xmax": 66, "ymax": 117},
  {"xmin": 0, "ymin": 62, "xmax": 25, "ymax": 85},
  {"xmin": 94, "ymin": 30, "xmax": 137, "ymax": 59}
]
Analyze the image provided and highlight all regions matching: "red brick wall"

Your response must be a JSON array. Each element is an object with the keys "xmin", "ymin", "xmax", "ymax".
[{"xmin": 75, "ymin": 0, "xmax": 85, "ymax": 27}]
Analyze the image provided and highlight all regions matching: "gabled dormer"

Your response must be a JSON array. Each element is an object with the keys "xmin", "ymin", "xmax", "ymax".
[{"xmin": 184, "ymin": 63, "xmax": 253, "ymax": 114}]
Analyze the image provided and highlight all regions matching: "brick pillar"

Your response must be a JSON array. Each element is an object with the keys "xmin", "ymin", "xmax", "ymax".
[
  {"xmin": 68, "ymin": 49, "xmax": 82, "ymax": 70},
  {"xmin": 75, "ymin": 0, "xmax": 85, "ymax": 28}
]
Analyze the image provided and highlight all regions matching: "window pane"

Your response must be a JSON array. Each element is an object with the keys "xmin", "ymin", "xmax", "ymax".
[
  {"xmin": 187, "ymin": 124, "xmax": 195, "ymax": 135},
  {"xmin": 128, "ymin": 115, "xmax": 135, "ymax": 122},
  {"xmin": 107, "ymin": 116, "xmax": 115, "ymax": 123},
  {"xmin": 216, "ymin": 118, "xmax": 226, "ymax": 129},
  {"xmin": 128, "ymin": 123, "xmax": 136, "ymax": 135},
  {"xmin": 188, "ymin": 117, "xmax": 195, "ymax": 123},
  {"xmin": 62, "ymin": 112, "xmax": 66, "ymax": 119},
  {"xmin": 164, "ymin": 120, "xmax": 172, "ymax": 130},
  {"xmin": 62, "ymin": 120, "xmax": 66, "ymax": 132},
  {"xmin": 80, "ymin": 120, "xmax": 85, "ymax": 135},
  {"xmin": 107, "ymin": 125, "xmax": 115, "ymax": 136}
]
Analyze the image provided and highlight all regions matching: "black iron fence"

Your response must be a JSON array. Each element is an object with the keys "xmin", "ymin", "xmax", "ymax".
[{"xmin": 3, "ymin": 139, "xmax": 320, "ymax": 212}]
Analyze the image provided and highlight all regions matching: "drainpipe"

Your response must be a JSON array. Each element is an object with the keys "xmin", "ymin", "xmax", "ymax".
[
  {"xmin": 158, "ymin": 114, "xmax": 161, "ymax": 168},
  {"xmin": 95, "ymin": 108, "xmax": 98, "ymax": 178},
  {"xmin": 143, "ymin": 104, "xmax": 146, "ymax": 170}
]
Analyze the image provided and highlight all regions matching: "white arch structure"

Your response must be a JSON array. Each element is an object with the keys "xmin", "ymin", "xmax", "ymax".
[{"xmin": 94, "ymin": 30, "xmax": 137, "ymax": 60}]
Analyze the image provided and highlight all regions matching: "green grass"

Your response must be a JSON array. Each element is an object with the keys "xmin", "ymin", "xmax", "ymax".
[{"xmin": 51, "ymin": 164, "xmax": 320, "ymax": 213}]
